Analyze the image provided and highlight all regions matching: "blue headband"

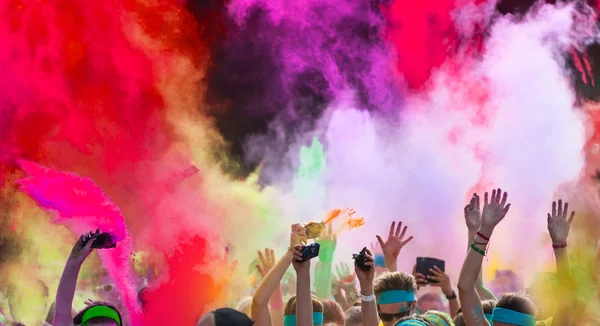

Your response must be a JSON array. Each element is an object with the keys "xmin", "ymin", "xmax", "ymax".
[
  {"xmin": 492, "ymin": 308, "xmax": 535, "ymax": 326},
  {"xmin": 374, "ymin": 254, "xmax": 385, "ymax": 267},
  {"xmin": 397, "ymin": 320, "xmax": 428, "ymax": 326},
  {"xmin": 283, "ymin": 313, "xmax": 324, "ymax": 326},
  {"xmin": 424, "ymin": 314, "xmax": 449, "ymax": 326},
  {"xmin": 377, "ymin": 290, "xmax": 415, "ymax": 304},
  {"xmin": 485, "ymin": 314, "xmax": 493, "ymax": 323}
]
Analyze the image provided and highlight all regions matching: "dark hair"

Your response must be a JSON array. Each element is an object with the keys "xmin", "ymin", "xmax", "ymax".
[
  {"xmin": 321, "ymin": 299, "xmax": 344, "ymax": 326},
  {"xmin": 496, "ymin": 293, "xmax": 536, "ymax": 315},
  {"xmin": 73, "ymin": 304, "xmax": 122, "ymax": 326},
  {"xmin": 345, "ymin": 306, "xmax": 362, "ymax": 325}
]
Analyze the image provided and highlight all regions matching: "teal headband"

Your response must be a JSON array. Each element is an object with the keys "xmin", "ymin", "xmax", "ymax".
[
  {"xmin": 283, "ymin": 312, "xmax": 324, "ymax": 326},
  {"xmin": 492, "ymin": 308, "xmax": 535, "ymax": 326},
  {"xmin": 377, "ymin": 290, "xmax": 415, "ymax": 304},
  {"xmin": 485, "ymin": 314, "xmax": 493, "ymax": 323},
  {"xmin": 81, "ymin": 305, "xmax": 122, "ymax": 326},
  {"xmin": 374, "ymin": 254, "xmax": 385, "ymax": 267},
  {"xmin": 424, "ymin": 314, "xmax": 449, "ymax": 326},
  {"xmin": 397, "ymin": 320, "xmax": 428, "ymax": 326}
]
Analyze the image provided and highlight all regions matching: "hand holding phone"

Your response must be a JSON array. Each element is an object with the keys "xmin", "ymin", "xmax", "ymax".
[
  {"xmin": 299, "ymin": 243, "xmax": 320, "ymax": 262},
  {"xmin": 86, "ymin": 232, "xmax": 117, "ymax": 249},
  {"xmin": 415, "ymin": 257, "xmax": 445, "ymax": 284},
  {"xmin": 353, "ymin": 247, "xmax": 371, "ymax": 271}
]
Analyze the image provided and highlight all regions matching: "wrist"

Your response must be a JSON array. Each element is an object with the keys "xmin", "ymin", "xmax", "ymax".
[
  {"xmin": 359, "ymin": 283, "xmax": 373, "ymax": 294},
  {"xmin": 442, "ymin": 287, "xmax": 453, "ymax": 297},
  {"xmin": 477, "ymin": 226, "xmax": 494, "ymax": 238}
]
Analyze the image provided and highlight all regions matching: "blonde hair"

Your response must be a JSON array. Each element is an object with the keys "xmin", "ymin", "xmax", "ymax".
[
  {"xmin": 284, "ymin": 295, "xmax": 324, "ymax": 316},
  {"xmin": 374, "ymin": 272, "xmax": 417, "ymax": 297}
]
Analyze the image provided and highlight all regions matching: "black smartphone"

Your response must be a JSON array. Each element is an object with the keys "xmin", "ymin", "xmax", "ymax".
[
  {"xmin": 90, "ymin": 232, "xmax": 117, "ymax": 249},
  {"xmin": 300, "ymin": 243, "xmax": 320, "ymax": 261},
  {"xmin": 416, "ymin": 257, "xmax": 445, "ymax": 284},
  {"xmin": 353, "ymin": 247, "xmax": 371, "ymax": 271}
]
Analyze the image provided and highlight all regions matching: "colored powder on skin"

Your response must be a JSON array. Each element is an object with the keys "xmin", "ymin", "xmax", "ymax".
[
  {"xmin": 16, "ymin": 161, "xmax": 142, "ymax": 325},
  {"xmin": 294, "ymin": 136, "xmax": 327, "ymax": 198}
]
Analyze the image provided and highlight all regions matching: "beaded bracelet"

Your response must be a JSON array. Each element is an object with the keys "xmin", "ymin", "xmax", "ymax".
[{"xmin": 470, "ymin": 243, "xmax": 486, "ymax": 256}]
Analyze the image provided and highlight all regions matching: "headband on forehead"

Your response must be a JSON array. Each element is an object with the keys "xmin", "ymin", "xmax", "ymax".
[
  {"xmin": 283, "ymin": 312, "xmax": 323, "ymax": 326},
  {"xmin": 397, "ymin": 320, "xmax": 428, "ymax": 326},
  {"xmin": 492, "ymin": 308, "xmax": 535, "ymax": 326},
  {"xmin": 485, "ymin": 313, "xmax": 493, "ymax": 323},
  {"xmin": 377, "ymin": 290, "xmax": 415, "ymax": 304},
  {"xmin": 81, "ymin": 305, "xmax": 122, "ymax": 326},
  {"xmin": 424, "ymin": 314, "xmax": 449, "ymax": 326}
]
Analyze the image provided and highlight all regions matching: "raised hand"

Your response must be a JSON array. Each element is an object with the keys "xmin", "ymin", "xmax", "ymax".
[
  {"xmin": 481, "ymin": 188, "xmax": 511, "ymax": 230},
  {"xmin": 548, "ymin": 199, "xmax": 575, "ymax": 246},
  {"xmin": 69, "ymin": 230, "xmax": 100, "ymax": 266},
  {"xmin": 292, "ymin": 245, "xmax": 310, "ymax": 273},
  {"xmin": 354, "ymin": 248, "xmax": 375, "ymax": 285},
  {"xmin": 317, "ymin": 221, "xmax": 337, "ymax": 262},
  {"xmin": 427, "ymin": 266, "xmax": 454, "ymax": 297},
  {"xmin": 291, "ymin": 224, "xmax": 307, "ymax": 247},
  {"xmin": 256, "ymin": 248, "xmax": 276, "ymax": 278},
  {"xmin": 464, "ymin": 193, "xmax": 481, "ymax": 231},
  {"xmin": 334, "ymin": 262, "xmax": 356, "ymax": 292},
  {"xmin": 412, "ymin": 265, "xmax": 427, "ymax": 290},
  {"xmin": 376, "ymin": 221, "xmax": 413, "ymax": 261}
]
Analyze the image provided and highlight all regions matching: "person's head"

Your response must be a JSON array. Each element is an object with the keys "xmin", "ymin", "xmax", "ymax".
[
  {"xmin": 345, "ymin": 306, "xmax": 362, "ymax": 326},
  {"xmin": 393, "ymin": 314, "xmax": 432, "ymax": 325},
  {"xmin": 423, "ymin": 310, "xmax": 453, "ymax": 326},
  {"xmin": 491, "ymin": 293, "xmax": 536, "ymax": 326},
  {"xmin": 452, "ymin": 299, "xmax": 496, "ymax": 326},
  {"xmin": 321, "ymin": 299, "xmax": 344, "ymax": 326},
  {"xmin": 374, "ymin": 272, "xmax": 418, "ymax": 326},
  {"xmin": 415, "ymin": 293, "xmax": 444, "ymax": 314},
  {"xmin": 526, "ymin": 272, "xmax": 557, "ymax": 319},
  {"xmin": 197, "ymin": 308, "xmax": 254, "ymax": 326},
  {"xmin": 73, "ymin": 304, "xmax": 122, "ymax": 326},
  {"xmin": 284, "ymin": 295, "xmax": 324, "ymax": 325},
  {"xmin": 490, "ymin": 270, "xmax": 523, "ymax": 297}
]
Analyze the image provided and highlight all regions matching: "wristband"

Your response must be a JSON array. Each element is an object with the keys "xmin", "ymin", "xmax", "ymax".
[
  {"xmin": 445, "ymin": 291, "xmax": 457, "ymax": 300},
  {"xmin": 552, "ymin": 243, "xmax": 567, "ymax": 249},
  {"xmin": 476, "ymin": 232, "xmax": 490, "ymax": 241},
  {"xmin": 470, "ymin": 243, "xmax": 486, "ymax": 256},
  {"xmin": 361, "ymin": 293, "xmax": 375, "ymax": 302}
]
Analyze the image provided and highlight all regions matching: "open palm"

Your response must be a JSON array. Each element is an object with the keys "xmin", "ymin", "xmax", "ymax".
[
  {"xmin": 376, "ymin": 221, "xmax": 413, "ymax": 259},
  {"xmin": 547, "ymin": 199, "xmax": 575, "ymax": 245},
  {"xmin": 481, "ymin": 188, "xmax": 511, "ymax": 229}
]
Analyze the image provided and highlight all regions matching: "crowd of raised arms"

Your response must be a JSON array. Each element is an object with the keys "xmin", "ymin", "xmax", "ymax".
[{"xmin": 0, "ymin": 188, "xmax": 592, "ymax": 326}]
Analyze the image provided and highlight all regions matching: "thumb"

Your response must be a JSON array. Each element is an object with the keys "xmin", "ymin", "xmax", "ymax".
[{"xmin": 376, "ymin": 235, "xmax": 385, "ymax": 248}]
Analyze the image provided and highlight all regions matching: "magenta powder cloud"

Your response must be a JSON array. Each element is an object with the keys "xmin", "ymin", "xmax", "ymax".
[{"xmin": 16, "ymin": 159, "xmax": 142, "ymax": 325}]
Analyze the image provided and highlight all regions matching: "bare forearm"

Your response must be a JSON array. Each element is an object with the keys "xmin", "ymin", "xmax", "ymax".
[
  {"xmin": 315, "ymin": 261, "xmax": 333, "ymax": 299},
  {"xmin": 53, "ymin": 261, "xmax": 81, "ymax": 326},
  {"xmin": 254, "ymin": 252, "xmax": 293, "ymax": 305},
  {"xmin": 269, "ymin": 285, "xmax": 284, "ymax": 326},
  {"xmin": 468, "ymin": 230, "xmax": 495, "ymax": 301},
  {"xmin": 384, "ymin": 258, "xmax": 397, "ymax": 272},
  {"xmin": 296, "ymin": 271, "xmax": 312, "ymax": 326},
  {"xmin": 359, "ymin": 282, "xmax": 378, "ymax": 326},
  {"xmin": 552, "ymin": 248, "xmax": 573, "ymax": 325},
  {"xmin": 333, "ymin": 293, "xmax": 350, "ymax": 311},
  {"xmin": 458, "ymin": 227, "xmax": 490, "ymax": 291}
]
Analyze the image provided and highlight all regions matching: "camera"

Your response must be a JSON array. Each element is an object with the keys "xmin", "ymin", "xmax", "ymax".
[{"xmin": 353, "ymin": 247, "xmax": 371, "ymax": 271}]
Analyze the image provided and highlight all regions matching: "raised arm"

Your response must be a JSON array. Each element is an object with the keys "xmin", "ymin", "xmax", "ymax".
[
  {"xmin": 427, "ymin": 266, "xmax": 460, "ymax": 318},
  {"xmin": 458, "ymin": 189, "xmax": 510, "ymax": 326},
  {"xmin": 315, "ymin": 222, "xmax": 336, "ymax": 299},
  {"xmin": 355, "ymin": 249, "xmax": 378, "ymax": 326},
  {"xmin": 53, "ymin": 230, "xmax": 99, "ymax": 326},
  {"xmin": 464, "ymin": 193, "xmax": 497, "ymax": 301},
  {"xmin": 292, "ymin": 245, "xmax": 312, "ymax": 326},
  {"xmin": 547, "ymin": 200, "xmax": 575, "ymax": 326},
  {"xmin": 376, "ymin": 221, "xmax": 413, "ymax": 272},
  {"xmin": 252, "ymin": 225, "xmax": 306, "ymax": 326},
  {"xmin": 255, "ymin": 249, "xmax": 285, "ymax": 326}
]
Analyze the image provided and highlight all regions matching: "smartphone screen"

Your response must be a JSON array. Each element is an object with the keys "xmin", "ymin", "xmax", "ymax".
[{"xmin": 416, "ymin": 257, "xmax": 445, "ymax": 283}]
